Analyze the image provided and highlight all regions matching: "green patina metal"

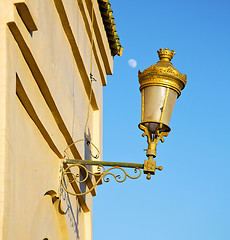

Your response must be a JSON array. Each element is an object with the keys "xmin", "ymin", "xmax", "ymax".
[
  {"xmin": 97, "ymin": 0, "xmax": 123, "ymax": 56},
  {"xmin": 64, "ymin": 159, "xmax": 144, "ymax": 169}
]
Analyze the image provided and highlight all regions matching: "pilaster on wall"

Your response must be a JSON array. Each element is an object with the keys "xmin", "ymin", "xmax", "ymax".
[{"xmin": 0, "ymin": 1, "xmax": 16, "ymax": 238}]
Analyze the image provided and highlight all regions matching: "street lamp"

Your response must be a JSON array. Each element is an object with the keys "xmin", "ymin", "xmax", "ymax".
[
  {"xmin": 138, "ymin": 48, "xmax": 187, "ymax": 179},
  {"xmin": 61, "ymin": 48, "xmax": 187, "ymax": 196}
]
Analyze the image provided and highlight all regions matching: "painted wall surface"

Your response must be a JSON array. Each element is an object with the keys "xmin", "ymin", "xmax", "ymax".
[{"xmin": 0, "ymin": 0, "xmax": 113, "ymax": 239}]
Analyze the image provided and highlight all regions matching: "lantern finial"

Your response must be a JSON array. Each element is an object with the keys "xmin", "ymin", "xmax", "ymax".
[{"xmin": 157, "ymin": 48, "xmax": 175, "ymax": 62}]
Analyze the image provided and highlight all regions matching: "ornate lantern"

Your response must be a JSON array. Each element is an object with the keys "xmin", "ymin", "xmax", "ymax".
[{"xmin": 138, "ymin": 48, "xmax": 187, "ymax": 179}]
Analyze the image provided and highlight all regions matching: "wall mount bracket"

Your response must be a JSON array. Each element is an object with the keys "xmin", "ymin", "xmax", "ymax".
[{"xmin": 60, "ymin": 158, "xmax": 163, "ymax": 196}]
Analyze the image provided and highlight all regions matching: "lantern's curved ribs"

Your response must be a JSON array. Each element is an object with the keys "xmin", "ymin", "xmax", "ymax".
[
  {"xmin": 139, "ymin": 124, "xmax": 151, "ymax": 143},
  {"xmin": 61, "ymin": 160, "xmax": 143, "ymax": 196}
]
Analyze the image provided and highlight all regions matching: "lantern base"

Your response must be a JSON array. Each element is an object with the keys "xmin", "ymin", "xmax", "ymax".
[
  {"xmin": 138, "ymin": 121, "xmax": 171, "ymax": 134},
  {"xmin": 139, "ymin": 122, "xmax": 169, "ymax": 160}
]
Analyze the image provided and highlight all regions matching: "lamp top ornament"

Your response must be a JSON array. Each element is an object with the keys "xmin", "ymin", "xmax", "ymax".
[
  {"xmin": 157, "ymin": 48, "xmax": 175, "ymax": 61},
  {"xmin": 138, "ymin": 48, "xmax": 187, "ymax": 96}
]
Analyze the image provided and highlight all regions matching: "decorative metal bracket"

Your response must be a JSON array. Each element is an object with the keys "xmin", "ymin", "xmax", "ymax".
[
  {"xmin": 61, "ymin": 159, "xmax": 163, "ymax": 196},
  {"xmin": 139, "ymin": 123, "xmax": 169, "ymax": 179},
  {"xmin": 139, "ymin": 123, "xmax": 169, "ymax": 156},
  {"xmin": 61, "ymin": 124, "xmax": 167, "ymax": 196}
]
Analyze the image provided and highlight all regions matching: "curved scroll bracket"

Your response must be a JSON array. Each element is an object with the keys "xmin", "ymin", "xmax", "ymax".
[{"xmin": 61, "ymin": 162, "xmax": 142, "ymax": 196}]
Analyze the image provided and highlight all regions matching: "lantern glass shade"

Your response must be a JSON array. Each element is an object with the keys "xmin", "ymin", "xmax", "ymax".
[{"xmin": 140, "ymin": 85, "xmax": 178, "ymax": 134}]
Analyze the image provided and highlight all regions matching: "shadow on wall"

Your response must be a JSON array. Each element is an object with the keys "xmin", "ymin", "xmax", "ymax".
[{"xmin": 61, "ymin": 179, "xmax": 80, "ymax": 239}]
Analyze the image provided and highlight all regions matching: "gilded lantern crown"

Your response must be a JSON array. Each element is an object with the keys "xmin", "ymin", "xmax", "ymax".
[
  {"xmin": 138, "ymin": 48, "xmax": 187, "ymax": 96},
  {"xmin": 157, "ymin": 48, "xmax": 175, "ymax": 61}
]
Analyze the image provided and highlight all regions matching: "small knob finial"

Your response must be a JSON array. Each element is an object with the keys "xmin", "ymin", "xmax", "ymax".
[
  {"xmin": 156, "ymin": 166, "xmax": 163, "ymax": 171},
  {"xmin": 146, "ymin": 173, "xmax": 151, "ymax": 180}
]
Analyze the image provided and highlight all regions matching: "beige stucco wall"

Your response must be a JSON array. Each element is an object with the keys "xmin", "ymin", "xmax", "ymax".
[{"xmin": 0, "ymin": 0, "xmax": 113, "ymax": 239}]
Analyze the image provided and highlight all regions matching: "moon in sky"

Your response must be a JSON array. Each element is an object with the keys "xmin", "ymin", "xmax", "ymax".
[{"xmin": 128, "ymin": 59, "xmax": 137, "ymax": 68}]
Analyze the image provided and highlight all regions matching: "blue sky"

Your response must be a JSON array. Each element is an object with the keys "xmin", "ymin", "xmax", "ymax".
[{"xmin": 93, "ymin": 0, "xmax": 230, "ymax": 239}]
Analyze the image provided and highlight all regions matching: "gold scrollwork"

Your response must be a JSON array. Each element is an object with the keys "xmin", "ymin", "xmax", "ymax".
[
  {"xmin": 139, "ymin": 65, "xmax": 187, "ymax": 84},
  {"xmin": 61, "ymin": 164, "xmax": 142, "ymax": 196}
]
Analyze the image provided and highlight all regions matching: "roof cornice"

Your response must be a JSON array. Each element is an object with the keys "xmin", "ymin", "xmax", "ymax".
[{"xmin": 98, "ymin": 0, "xmax": 123, "ymax": 56}]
